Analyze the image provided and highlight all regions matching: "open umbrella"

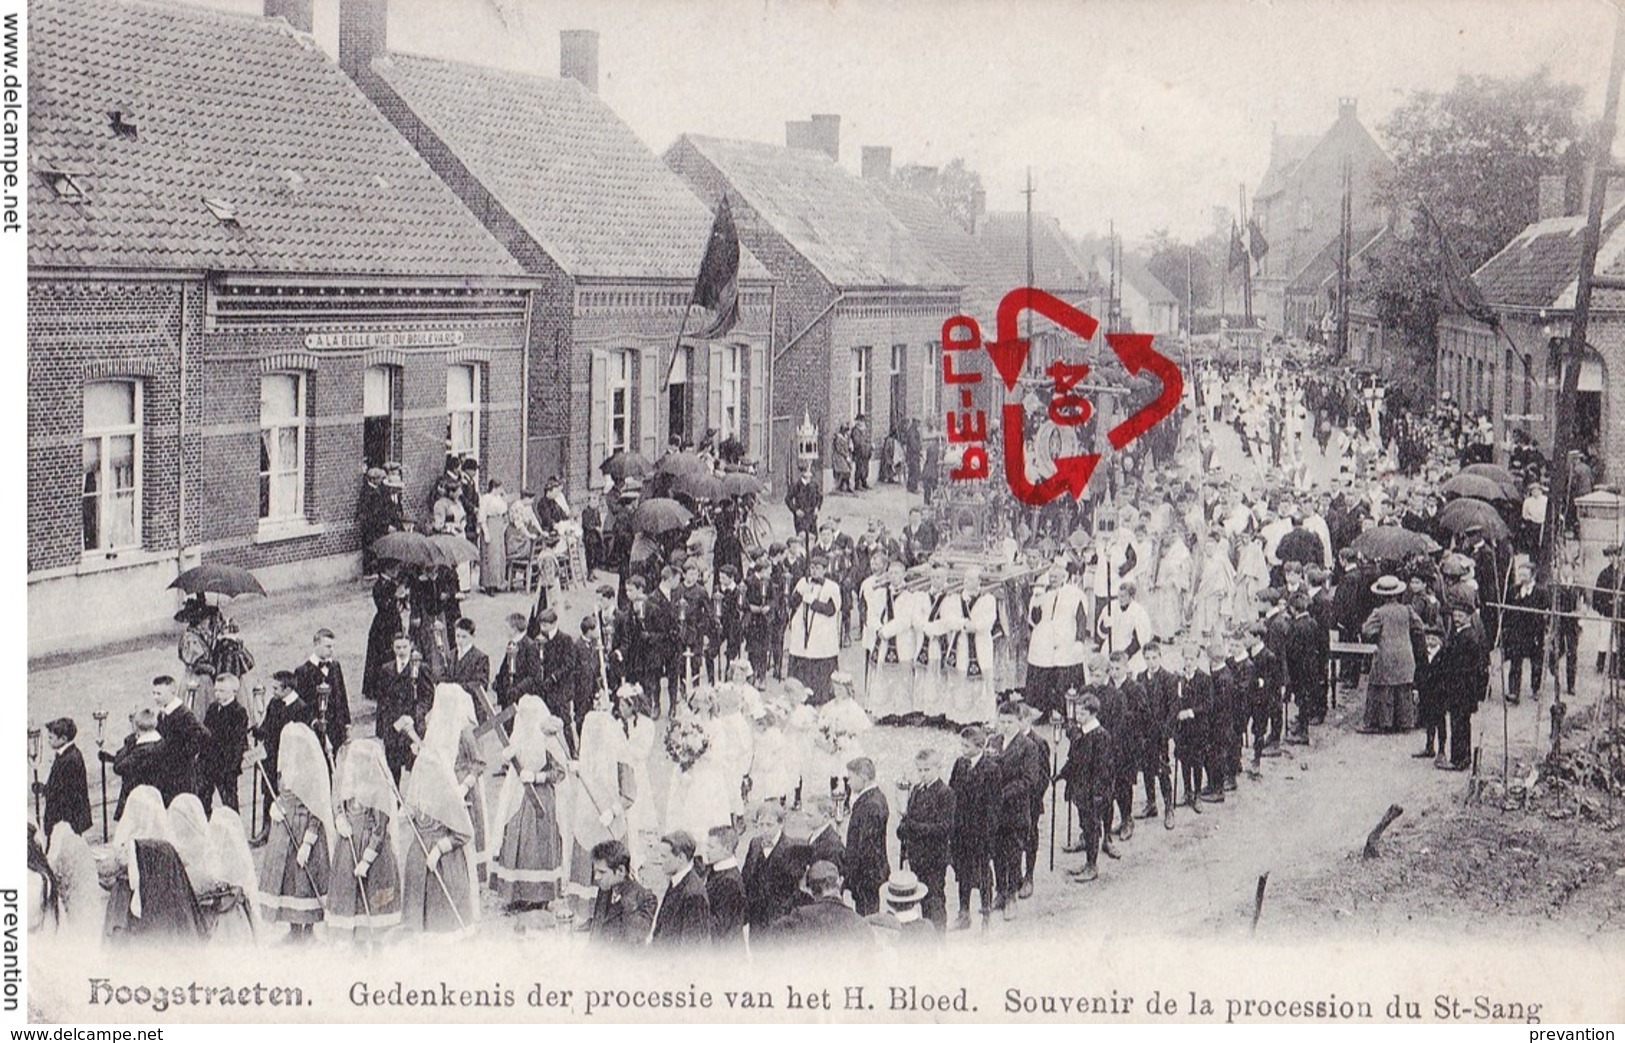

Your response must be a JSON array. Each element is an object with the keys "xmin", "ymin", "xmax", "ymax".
[
  {"xmin": 1350, "ymin": 525, "xmax": 1439, "ymax": 561},
  {"xmin": 655, "ymin": 451, "xmax": 707, "ymax": 477},
  {"xmin": 1440, "ymin": 472, "xmax": 1515, "ymax": 503},
  {"xmin": 674, "ymin": 471, "xmax": 726, "ymax": 502},
  {"xmin": 426, "ymin": 533, "xmax": 480, "ymax": 566},
  {"xmin": 169, "ymin": 564, "xmax": 266, "ymax": 599},
  {"xmin": 720, "ymin": 472, "xmax": 765, "ymax": 498},
  {"xmin": 599, "ymin": 450, "xmax": 652, "ymax": 482},
  {"xmin": 1437, "ymin": 497, "xmax": 1510, "ymax": 539},
  {"xmin": 369, "ymin": 531, "xmax": 438, "ymax": 567},
  {"xmin": 1460, "ymin": 462, "xmax": 1523, "ymax": 499},
  {"xmin": 632, "ymin": 497, "xmax": 692, "ymax": 535}
]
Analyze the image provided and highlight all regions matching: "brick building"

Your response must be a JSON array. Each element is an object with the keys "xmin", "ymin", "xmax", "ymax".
[
  {"xmin": 665, "ymin": 125, "xmax": 961, "ymax": 479},
  {"xmin": 1251, "ymin": 99, "xmax": 1395, "ymax": 334},
  {"xmin": 1436, "ymin": 200, "xmax": 1625, "ymax": 467},
  {"xmin": 27, "ymin": 0, "xmax": 529, "ymax": 656},
  {"xmin": 336, "ymin": 6, "xmax": 773, "ymax": 499}
]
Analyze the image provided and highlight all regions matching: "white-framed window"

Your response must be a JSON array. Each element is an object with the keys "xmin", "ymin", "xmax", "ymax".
[
  {"xmin": 82, "ymin": 380, "xmax": 141, "ymax": 553},
  {"xmin": 721, "ymin": 344, "xmax": 743, "ymax": 439},
  {"xmin": 446, "ymin": 363, "xmax": 480, "ymax": 457},
  {"xmin": 922, "ymin": 340, "xmax": 942, "ymax": 420},
  {"xmin": 259, "ymin": 373, "xmax": 306, "ymax": 521},
  {"xmin": 362, "ymin": 364, "xmax": 399, "ymax": 470},
  {"xmin": 851, "ymin": 345, "xmax": 871, "ymax": 421},
  {"xmin": 609, "ymin": 350, "xmax": 632, "ymax": 454}
]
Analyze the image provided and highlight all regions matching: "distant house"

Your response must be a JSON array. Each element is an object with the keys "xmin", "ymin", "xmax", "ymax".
[
  {"xmin": 28, "ymin": 0, "xmax": 528, "ymax": 655},
  {"xmin": 338, "ymin": 6, "xmax": 774, "ymax": 496},
  {"xmin": 1435, "ymin": 199, "xmax": 1625, "ymax": 465},
  {"xmin": 667, "ymin": 124, "xmax": 961, "ymax": 471},
  {"xmin": 976, "ymin": 212, "xmax": 1104, "ymax": 380},
  {"xmin": 1114, "ymin": 254, "xmax": 1179, "ymax": 337},
  {"xmin": 1251, "ymin": 99, "xmax": 1395, "ymax": 335}
]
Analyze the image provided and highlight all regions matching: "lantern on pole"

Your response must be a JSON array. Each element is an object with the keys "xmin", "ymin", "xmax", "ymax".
[
  {"xmin": 27, "ymin": 727, "xmax": 43, "ymax": 825},
  {"xmin": 92, "ymin": 709, "xmax": 111, "ymax": 841}
]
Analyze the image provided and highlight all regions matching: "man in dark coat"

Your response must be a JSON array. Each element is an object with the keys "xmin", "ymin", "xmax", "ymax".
[
  {"xmin": 373, "ymin": 635, "xmax": 433, "ymax": 783},
  {"xmin": 363, "ymin": 576, "xmax": 407, "ymax": 703},
  {"xmin": 807, "ymin": 799, "xmax": 847, "ymax": 879},
  {"xmin": 252, "ymin": 671, "xmax": 310, "ymax": 830},
  {"xmin": 1246, "ymin": 623, "xmax": 1285, "ymax": 762},
  {"xmin": 651, "ymin": 831, "xmax": 712, "ymax": 947},
  {"xmin": 1011, "ymin": 704, "xmax": 1051, "ymax": 897},
  {"xmin": 1413, "ymin": 626, "xmax": 1449, "ymax": 760},
  {"xmin": 291, "ymin": 627, "xmax": 351, "ymax": 754},
  {"xmin": 642, "ymin": 570, "xmax": 683, "ymax": 712},
  {"xmin": 948, "ymin": 725, "xmax": 997, "ymax": 929},
  {"xmin": 197, "ymin": 676, "xmax": 248, "ymax": 814},
  {"xmin": 1055, "ymin": 693, "xmax": 1115, "ymax": 881},
  {"xmin": 441, "ymin": 617, "xmax": 493, "ymax": 719},
  {"xmin": 1168, "ymin": 646, "xmax": 1212, "ymax": 813},
  {"xmin": 1438, "ymin": 604, "xmax": 1489, "ymax": 770},
  {"xmin": 356, "ymin": 468, "xmax": 400, "ymax": 576},
  {"xmin": 895, "ymin": 747, "xmax": 955, "ymax": 931},
  {"xmin": 493, "ymin": 612, "xmax": 543, "ymax": 709},
  {"xmin": 1135, "ymin": 645, "xmax": 1176, "ymax": 829},
  {"xmin": 38, "ymin": 717, "xmax": 93, "ymax": 838},
  {"xmin": 1500, "ymin": 561, "xmax": 1549, "ymax": 705},
  {"xmin": 1283, "ymin": 592, "xmax": 1330, "ymax": 735},
  {"xmin": 703, "ymin": 825, "xmax": 747, "ymax": 946},
  {"xmin": 842, "ymin": 757, "xmax": 891, "ymax": 916},
  {"xmin": 785, "ymin": 462, "xmax": 823, "ymax": 542},
  {"xmin": 742, "ymin": 803, "xmax": 811, "ymax": 931},
  {"xmin": 991, "ymin": 704, "xmax": 1043, "ymax": 917},
  {"xmin": 758, "ymin": 860, "xmax": 872, "ymax": 946},
  {"xmin": 152, "ymin": 675, "xmax": 209, "ymax": 802},
  {"xmin": 1205, "ymin": 640, "xmax": 1242, "ymax": 797},
  {"xmin": 903, "ymin": 418, "xmax": 924, "ymax": 494},
  {"xmin": 1084, "ymin": 656, "xmax": 1134, "ymax": 840},
  {"xmin": 588, "ymin": 839, "xmax": 657, "ymax": 947},
  {"xmin": 1593, "ymin": 546, "xmax": 1624, "ymax": 679},
  {"xmin": 534, "ymin": 610, "xmax": 582, "ymax": 749}
]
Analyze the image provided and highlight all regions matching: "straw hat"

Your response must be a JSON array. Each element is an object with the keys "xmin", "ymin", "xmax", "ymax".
[{"xmin": 1370, "ymin": 575, "xmax": 1406, "ymax": 597}]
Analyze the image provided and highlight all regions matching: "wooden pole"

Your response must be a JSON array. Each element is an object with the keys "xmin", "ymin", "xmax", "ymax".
[
  {"xmin": 1250, "ymin": 872, "xmax": 1270, "ymax": 933},
  {"xmin": 1361, "ymin": 803, "xmax": 1404, "ymax": 859}
]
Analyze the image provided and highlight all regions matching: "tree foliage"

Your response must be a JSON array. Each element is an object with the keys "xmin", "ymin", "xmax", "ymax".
[
  {"xmin": 1144, "ymin": 228, "xmax": 1218, "ymax": 313},
  {"xmin": 1362, "ymin": 70, "xmax": 1588, "ymax": 370},
  {"xmin": 895, "ymin": 158, "xmax": 986, "ymax": 233}
]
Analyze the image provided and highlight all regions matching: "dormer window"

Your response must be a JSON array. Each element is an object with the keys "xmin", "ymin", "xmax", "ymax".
[
  {"xmin": 41, "ymin": 170, "xmax": 84, "ymax": 200},
  {"xmin": 203, "ymin": 196, "xmax": 242, "ymax": 229},
  {"xmin": 108, "ymin": 109, "xmax": 139, "ymax": 140}
]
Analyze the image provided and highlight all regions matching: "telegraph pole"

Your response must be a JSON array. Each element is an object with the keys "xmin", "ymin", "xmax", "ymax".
[{"xmin": 1541, "ymin": 2, "xmax": 1625, "ymax": 584}]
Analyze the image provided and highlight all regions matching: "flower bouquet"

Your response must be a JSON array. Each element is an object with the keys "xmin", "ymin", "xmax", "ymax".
[{"xmin": 664, "ymin": 716, "xmax": 711, "ymax": 773}]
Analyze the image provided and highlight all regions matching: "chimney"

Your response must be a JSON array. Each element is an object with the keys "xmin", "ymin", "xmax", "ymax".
[
  {"xmin": 560, "ymin": 30, "xmax": 599, "ymax": 94},
  {"xmin": 264, "ymin": 0, "xmax": 313, "ymax": 34},
  {"xmin": 786, "ymin": 115, "xmax": 839, "ymax": 162},
  {"xmin": 339, "ymin": 0, "xmax": 388, "ymax": 80},
  {"xmin": 1538, "ymin": 174, "xmax": 1568, "ymax": 221},
  {"xmin": 861, "ymin": 146, "xmax": 891, "ymax": 181},
  {"xmin": 969, "ymin": 185, "xmax": 986, "ymax": 234},
  {"xmin": 1338, "ymin": 97, "xmax": 1357, "ymax": 121}
]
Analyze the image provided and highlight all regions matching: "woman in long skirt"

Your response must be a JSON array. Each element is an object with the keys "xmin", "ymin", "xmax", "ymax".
[
  {"xmin": 397, "ymin": 746, "xmax": 477, "ymax": 936},
  {"xmin": 479, "ymin": 479, "xmax": 510, "ymax": 594},
  {"xmin": 491, "ymin": 696, "xmax": 569, "ymax": 910},
  {"xmin": 420, "ymin": 684, "xmax": 488, "ymax": 884},
  {"xmin": 258, "ymin": 724, "xmax": 331, "ymax": 941},
  {"xmin": 327, "ymin": 738, "xmax": 402, "ymax": 944}
]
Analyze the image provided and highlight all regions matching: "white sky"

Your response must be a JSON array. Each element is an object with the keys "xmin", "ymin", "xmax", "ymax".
[{"xmin": 201, "ymin": 0, "xmax": 1618, "ymax": 243}]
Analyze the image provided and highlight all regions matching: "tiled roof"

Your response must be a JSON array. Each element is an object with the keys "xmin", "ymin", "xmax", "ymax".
[
  {"xmin": 1121, "ymin": 253, "xmax": 1177, "ymax": 304},
  {"xmin": 976, "ymin": 211, "xmax": 1097, "ymax": 294},
  {"xmin": 1255, "ymin": 134, "xmax": 1317, "ymax": 200},
  {"xmin": 866, "ymin": 181, "xmax": 998, "ymax": 309},
  {"xmin": 672, "ymin": 135, "xmax": 958, "ymax": 289},
  {"xmin": 372, "ymin": 56, "xmax": 766, "ymax": 282},
  {"xmin": 1473, "ymin": 201, "xmax": 1625, "ymax": 310},
  {"xmin": 28, "ymin": 0, "xmax": 522, "ymax": 276}
]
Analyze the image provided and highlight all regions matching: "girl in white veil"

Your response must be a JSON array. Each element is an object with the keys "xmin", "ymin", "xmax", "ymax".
[
  {"xmin": 104, "ymin": 786, "xmax": 204, "ymax": 945},
  {"xmin": 46, "ymin": 822, "xmax": 102, "ymax": 942},
  {"xmin": 420, "ymin": 684, "xmax": 489, "ymax": 885},
  {"xmin": 328, "ymin": 739, "xmax": 402, "ymax": 944},
  {"xmin": 204, "ymin": 806, "xmax": 261, "ymax": 946},
  {"xmin": 258, "ymin": 723, "xmax": 332, "ymax": 941},
  {"xmin": 491, "ymin": 696, "xmax": 569, "ymax": 911},
  {"xmin": 398, "ymin": 745, "xmax": 478, "ymax": 937},
  {"xmin": 166, "ymin": 794, "xmax": 213, "ymax": 893},
  {"xmin": 569, "ymin": 688, "xmax": 630, "ymax": 904}
]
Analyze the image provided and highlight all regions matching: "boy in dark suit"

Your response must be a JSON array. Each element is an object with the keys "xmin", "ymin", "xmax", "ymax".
[
  {"xmin": 948, "ymin": 725, "xmax": 996, "ymax": 929},
  {"xmin": 198, "ymin": 674, "xmax": 248, "ymax": 813},
  {"xmin": 442, "ymin": 617, "xmax": 492, "ymax": 720},
  {"xmin": 742, "ymin": 803, "xmax": 809, "ymax": 931},
  {"xmin": 151, "ymin": 674, "xmax": 209, "ymax": 802},
  {"xmin": 704, "ymin": 825, "xmax": 746, "ymax": 946},
  {"xmin": 895, "ymin": 748, "xmax": 954, "ymax": 931},
  {"xmin": 1055, "ymin": 694, "xmax": 1115, "ymax": 881},
  {"xmin": 38, "ymin": 717, "xmax": 92, "ymax": 838},
  {"xmin": 842, "ymin": 757, "xmax": 891, "ymax": 916},
  {"xmin": 651, "ymin": 831, "xmax": 711, "ymax": 947},
  {"xmin": 588, "ymin": 839, "xmax": 656, "ymax": 947},
  {"xmin": 292, "ymin": 627, "xmax": 351, "ymax": 754},
  {"xmin": 494, "ymin": 612, "xmax": 542, "ymax": 709}
]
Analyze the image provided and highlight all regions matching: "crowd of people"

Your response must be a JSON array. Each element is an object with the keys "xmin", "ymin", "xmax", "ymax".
[{"xmin": 27, "ymin": 350, "xmax": 1624, "ymax": 954}]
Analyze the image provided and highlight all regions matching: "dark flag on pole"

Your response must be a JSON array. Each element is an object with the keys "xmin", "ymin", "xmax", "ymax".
[
  {"xmin": 1420, "ymin": 202, "xmax": 1499, "ymax": 328},
  {"xmin": 1247, "ymin": 217, "xmax": 1269, "ymax": 267},
  {"xmin": 690, "ymin": 196, "xmax": 741, "ymax": 340},
  {"xmin": 664, "ymin": 196, "xmax": 741, "ymax": 392},
  {"xmin": 1228, "ymin": 222, "xmax": 1248, "ymax": 272}
]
